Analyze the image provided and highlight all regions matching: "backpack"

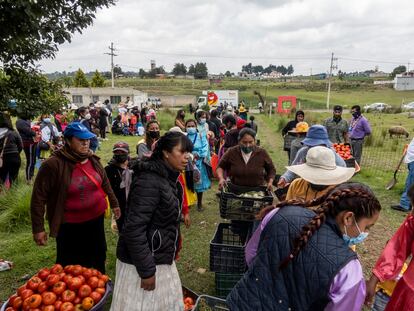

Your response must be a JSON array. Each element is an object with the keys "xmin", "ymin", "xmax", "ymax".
[{"xmin": 0, "ymin": 133, "xmax": 9, "ymax": 168}]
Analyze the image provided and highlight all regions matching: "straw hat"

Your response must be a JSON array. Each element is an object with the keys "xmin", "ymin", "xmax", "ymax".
[
  {"xmin": 286, "ymin": 146, "xmax": 355, "ymax": 185},
  {"xmin": 289, "ymin": 121, "xmax": 309, "ymax": 133}
]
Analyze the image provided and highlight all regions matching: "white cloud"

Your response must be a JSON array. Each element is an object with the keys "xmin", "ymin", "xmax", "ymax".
[{"xmin": 40, "ymin": 0, "xmax": 414, "ymax": 75}]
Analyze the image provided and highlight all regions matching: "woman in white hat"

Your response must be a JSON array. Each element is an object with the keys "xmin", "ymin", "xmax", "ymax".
[{"xmin": 285, "ymin": 146, "xmax": 355, "ymax": 204}]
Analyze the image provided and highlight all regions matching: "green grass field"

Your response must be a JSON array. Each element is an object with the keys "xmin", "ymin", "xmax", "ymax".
[
  {"xmin": 111, "ymin": 77, "xmax": 414, "ymax": 109},
  {"xmin": 0, "ymin": 109, "xmax": 411, "ymax": 309}
]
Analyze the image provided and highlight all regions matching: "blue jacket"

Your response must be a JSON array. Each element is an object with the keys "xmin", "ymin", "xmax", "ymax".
[{"xmin": 227, "ymin": 206, "xmax": 357, "ymax": 311}]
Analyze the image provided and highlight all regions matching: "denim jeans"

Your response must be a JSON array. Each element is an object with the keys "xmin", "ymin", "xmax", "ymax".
[
  {"xmin": 371, "ymin": 291, "xmax": 390, "ymax": 311},
  {"xmin": 400, "ymin": 162, "xmax": 414, "ymax": 210}
]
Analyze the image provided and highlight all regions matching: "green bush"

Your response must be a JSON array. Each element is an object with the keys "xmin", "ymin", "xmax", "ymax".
[
  {"xmin": 365, "ymin": 134, "xmax": 374, "ymax": 147},
  {"xmin": 0, "ymin": 184, "xmax": 33, "ymax": 232},
  {"xmin": 276, "ymin": 116, "xmax": 288, "ymax": 132}
]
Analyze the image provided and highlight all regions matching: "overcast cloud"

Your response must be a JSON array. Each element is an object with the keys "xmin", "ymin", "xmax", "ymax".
[{"xmin": 40, "ymin": 0, "xmax": 414, "ymax": 75}]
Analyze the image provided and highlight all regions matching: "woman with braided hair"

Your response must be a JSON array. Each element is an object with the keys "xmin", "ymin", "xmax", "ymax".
[{"xmin": 227, "ymin": 182, "xmax": 381, "ymax": 311}]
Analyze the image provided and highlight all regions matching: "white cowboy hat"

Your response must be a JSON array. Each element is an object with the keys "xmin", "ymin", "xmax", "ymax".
[
  {"xmin": 169, "ymin": 126, "xmax": 186, "ymax": 134},
  {"xmin": 286, "ymin": 146, "xmax": 355, "ymax": 185}
]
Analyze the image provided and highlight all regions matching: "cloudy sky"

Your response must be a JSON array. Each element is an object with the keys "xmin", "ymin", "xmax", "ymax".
[{"xmin": 40, "ymin": 0, "xmax": 414, "ymax": 75}]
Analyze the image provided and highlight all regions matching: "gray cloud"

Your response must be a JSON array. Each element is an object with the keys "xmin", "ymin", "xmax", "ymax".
[{"xmin": 40, "ymin": 0, "xmax": 414, "ymax": 75}]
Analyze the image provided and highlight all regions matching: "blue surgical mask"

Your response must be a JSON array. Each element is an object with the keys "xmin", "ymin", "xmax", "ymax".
[
  {"xmin": 199, "ymin": 118, "xmax": 207, "ymax": 125},
  {"xmin": 187, "ymin": 128, "xmax": 197, "ymax": 135},
  {"xmin": 342, "ymin": 217, "xmax": 369, "ymax": 246},
  {"xmin": 43, "ymin": 118, "xmax": 51, "ymax": 123}
]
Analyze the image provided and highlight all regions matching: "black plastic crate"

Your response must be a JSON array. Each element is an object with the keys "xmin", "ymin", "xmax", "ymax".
[
  {"xmin": 210, "ymin": 222, "xmax": 251, "ymax": 273},
  {"xmin": 219, "ymin": 183, "xmax": 273, "ymax": 221},
  {"xmin": 194, "ymin": 295, "xmax": 229, "ymax": 311},
  {"xmin": 215, "ymin": 272, "xmax": 243, "ymax": 299}
]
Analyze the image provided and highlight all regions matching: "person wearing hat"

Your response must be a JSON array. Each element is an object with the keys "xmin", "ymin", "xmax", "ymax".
[
  {"xmin": 30, "ymin": 122, "xmax": 120, "ymax": 273},
  {"xmin": 282, "ymin": 110, "xmax": 305, "ymax": 163},
  {"xmin": 105, "ymin": 142, "xmax": 132, "ymax": 233},
  {"xmin": 239, "ymin": 105, "xmax": 248, "ymax": 121},
  {"xmin": 285, "ymin": 146, "xmax": 355, "ymax": 203},
  {"xmin": 323, "ymin": 105, "xmax": 350, "ymax": 144},
  {"xmin": 288, "ymin": 121, "xmax": 309, "ymax": 165},
  {"xmin": 278, "ymin": 125, "xmax": 346, "ymax": 188}
]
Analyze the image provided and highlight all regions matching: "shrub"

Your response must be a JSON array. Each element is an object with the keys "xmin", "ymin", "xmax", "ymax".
[
  {"xmin": 277, "ymin": 116, "xmax": 288, "ymax": 132},
  {"xmin": 365, "ymin": 134, "xmax": 373, "ymax": 147},
  {"xmin": 0, "ymin": 184, "xmax": 33, "ymax": 232}
]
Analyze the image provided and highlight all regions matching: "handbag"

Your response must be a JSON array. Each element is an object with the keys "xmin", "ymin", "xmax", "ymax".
[
  {"xmin": 78, "ymin": 164, "xmax": 111, "ymax": 218},
  {"xmin": 192, "ymin": 161, "xmax": 201, "ymax": 184},
  {"xmin": 0, "ymin": 136, "xmax": 8, "ymax": 168},
  {"xmin": 203, "ymin": 157, "xmax": 214, "ymax": 180}
]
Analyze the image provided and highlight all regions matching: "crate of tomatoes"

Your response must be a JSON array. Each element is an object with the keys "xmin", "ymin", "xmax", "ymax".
[
  {"xmin": 332, "ymin": 143, "xmax": 356, "ymax": 168},
  {"xmin": 1, "ymin": 264, "xmax": 111, "ymax": 311}
]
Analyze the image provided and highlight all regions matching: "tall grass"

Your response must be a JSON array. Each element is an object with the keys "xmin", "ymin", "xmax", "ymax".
[{"xmin": 0, "ymin": 184, "xmax": 33, "ymax": 232}]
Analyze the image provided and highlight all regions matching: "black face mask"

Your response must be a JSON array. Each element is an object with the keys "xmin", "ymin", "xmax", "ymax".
[
  {"xmin": 114, "ymin": 154, "xmax": 128, "ymax": 163},
  {"xmin": 148, "ymin": 131, "xmax": 160, "ymax": 139},
  {"xmin": 352, "ymin": 112, "xmax": 361, "ymax": 118},
  {"xmin": 310, "ymin": 183, "xmax": 329, "ymax": 191}
]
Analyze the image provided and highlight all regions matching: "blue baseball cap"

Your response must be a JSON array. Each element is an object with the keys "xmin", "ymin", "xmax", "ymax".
[
  {"xmin": 64, "ymin": 122, "xmax": 96, "ymax": 139},
  {"xmin": 301, "ymin": 125, "xmax": 332, "ymax": 147}
]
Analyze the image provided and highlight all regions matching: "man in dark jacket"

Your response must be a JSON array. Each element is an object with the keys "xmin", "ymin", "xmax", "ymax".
[{"xmin": 16, "ymin": 115, "xmax": 37, "ymax": 183}]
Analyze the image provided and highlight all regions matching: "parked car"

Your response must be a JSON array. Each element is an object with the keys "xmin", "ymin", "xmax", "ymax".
[
  {"xmin": 363, "ymin": 103, "xmax": 392, "ymax": 112},
  {"xmin": 402, "ymin": 102, "xmax": 414, "ymax": 111}
]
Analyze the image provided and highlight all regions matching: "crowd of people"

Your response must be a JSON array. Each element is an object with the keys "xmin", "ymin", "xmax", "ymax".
[{"xmin": 0, "ymin": 99, "xmax": 412, "ymax": 310}]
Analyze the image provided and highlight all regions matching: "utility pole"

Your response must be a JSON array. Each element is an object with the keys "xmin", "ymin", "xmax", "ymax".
[
  {"xmin": 408, "ymin": 62, "xmax": 410, "ymax": 73},
  {"xmin": 105, "ymin": 42, "xmax": 117, "ymax": 88},
  {"xmin": 326, "ymin": 52, "xmax": 338, "ymax": 110}
]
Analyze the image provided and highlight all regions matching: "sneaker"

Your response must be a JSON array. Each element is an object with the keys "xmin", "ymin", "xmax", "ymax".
[{"xmin": 391, "ymin": 205, "xmax": 411, "ymax": 212}]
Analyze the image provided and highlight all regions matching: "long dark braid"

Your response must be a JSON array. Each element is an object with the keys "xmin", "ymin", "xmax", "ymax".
[{"xmin": 259, "ymin": 182, "xmax": 381, "ymax": 269}]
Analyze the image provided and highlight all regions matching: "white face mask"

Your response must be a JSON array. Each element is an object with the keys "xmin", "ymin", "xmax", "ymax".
[{"xmin": 84, "ymin": 113, "xmax": 91, "ymax": 120}]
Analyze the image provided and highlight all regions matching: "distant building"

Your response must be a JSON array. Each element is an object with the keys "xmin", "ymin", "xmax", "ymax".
[
  {"xmin": 64, "ymin": 87, "xmax": 148, "ymax": 108},
  {"xmin": 263, "ymin": 71, "xmax": 283, "ymax": 79},
  {"xmin": 394, "ymin": 72, "xmax": 414, "ymax": 91},
  {"xmin": 369, "ymin": 71, "xmax": 389, "ymax": 78}
]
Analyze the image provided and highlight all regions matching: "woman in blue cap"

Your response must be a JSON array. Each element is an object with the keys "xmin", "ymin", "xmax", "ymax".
[
  {"xmin": 278, "ymin": 124, "xmax": 346, "ymax": 188},
  {"xmin": 30, "ymin": 122, "xmax": 120, "ymax": 273}
]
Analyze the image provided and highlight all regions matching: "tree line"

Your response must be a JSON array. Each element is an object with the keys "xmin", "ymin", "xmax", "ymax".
[{"xmin": 241, "ymin": 63, "xmax": 294, "ymax": 75}]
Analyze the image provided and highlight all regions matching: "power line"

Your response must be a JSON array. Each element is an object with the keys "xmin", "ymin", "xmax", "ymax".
[{"xmin": 338, "ymin": 56, "xmax": 408, "ymax": 65}]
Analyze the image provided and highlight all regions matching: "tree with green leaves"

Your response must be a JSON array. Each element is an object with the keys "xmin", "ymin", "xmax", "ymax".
[
  {"xmin": 225, "ymin": 71, "xmax": 232, "ymax": 77},
  {"xmin": 73, "ymin": 69, "xmax": 90, "ymax": 87},
  {"xmin": 91, "ymin": 70, "xmax": 106, "ymax": 87},
  {"xmin": 188, "ymin": 64, "xmax": 195, "ymax": 75},
  {"xmin": 192, "ymin": 63, "xmax": 208, "ymax": 79},
  {"xmin": 390, "ymin": 65, "xmax": 407, "ymax": 78},
  {"xmin": 0, "ymin": 0, "xmax": 115, "ymax": 116},
  {"xmin": 172, "ymin": 63, "xmax": 187, "ymax": 76}
]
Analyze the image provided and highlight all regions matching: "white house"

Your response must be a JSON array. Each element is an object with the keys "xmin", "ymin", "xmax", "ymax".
[
  {"xmin": 394, "ymin": 73, "xmax": 414, "ymax": 91},
  {"xmin": 64, "ymin": 87, "xmax": 148, "ymax": 108}
]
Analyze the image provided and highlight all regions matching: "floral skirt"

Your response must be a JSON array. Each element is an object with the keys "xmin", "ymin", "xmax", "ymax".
[{"xmin": 110, "ymin": 260, "xmax": 184, "ymax": 311}]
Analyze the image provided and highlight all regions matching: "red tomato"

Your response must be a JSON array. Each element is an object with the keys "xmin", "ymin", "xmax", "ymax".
[
  {"xmin": 27, "ymin": 276, "xmax": 42, "ymax": 291},
  {"xmin": 68, "ymin": 277, "xmax": 82, "ymax": 291},
  {"xmin": 46, "ymin": 274, "xmax": 60, "ymax": 287},
  {"xmin": 38, "ymin": 281, "xmax": 48, "ymax": 294},
  {"xmin": 73, "ymin": 297, "xmax": 81, "ymax": 305},
  {"xmin": 37, "ymin": 268, "xmax": 51, "ymax": 281},
  {"xmin": 8, "ymin": 294, "xmax": 18, "ymax": 305},
  {"xmin": 62, "ymin": 274, "xmax": 72, "ymax": 284},
  {"xmin": 90, "ymin": 269, "xmax": 99, "ymax": 277},
  {"xmin": 81, "ymin": 297, "xmax": 94, "ymax": 311},
  {"xmin": 71, "ymin": 266, "xmax": 83, "ymax": 276},
  {"xmin": 61, "ymin": 290, "xmax": 76, "ymax": 303},
  {"xmin": 87, "ymin": 277, "xmax": 99, "ymax": 289},
  {"xmin": 25, "ymin": 294, "xmax": 42, "ymax": 308},
  {"xmin": 54, "ymin": 300, "xmax": 63, "ymax": 310},
  {"xmin": 51, "ymin": 264, "xmax": 64, "ymax": 275},
  {"xmin": 5, "ymin": 307, "xmax": 15, "ymax": 311},
  {"xmin": 60, "ymin": 302, "xmax": 75, "ymax": 311},
  {"xmin": 95, "ymin": 287, "xmax": 105, "ymax": 295},
  {"xmin": 64, "ymin": 265, "xmax": 74, "ymax": 274},
  {"xmin": 184, "ymin": 297, "xmax": 194, "ymax": 305},
  {"xmin": 77, "ymin": 275, "xmax": 85, "ymax": 285},
  {"xmin": 89, "ymin": 291, "xmax": 102, "ymax": 304},
  {"xmin": 100, "ymin": 275, "xmax": 109, "ymax": 283},
  {"xmin": 52, "ymin": 281, "xmax": 67, "ymax": 295},
  {"xmin": 43, "ymin": 305, "xmax": 56, "ymax": 311},
  {"xmin": 20, "ymin": 289, "xmax": 34, "ymax": 301},
  {"xmin": 97, "ymin": 279, "xmax": 105, "ymax": 288},
  {"xmin": 42, "ymin": 291, "xmax": 57, "ymax": 305},
  {"xmin": 58, "ymin": 272, "xmax": 66, "ymax": 281},
  {"xmin": 82, "ymin": 269, "xmax": 93, "ymax": 280},
  {"xmin": 17, "ymin": 285, "xmax": 27, "ymax": 296},
  {"xmin": 12, "ymin": 296, "xmax": 23, "ymax": 309},
  {"xmin": 78, "ymin": 285, "xmax": 92, "ymax": 298}
]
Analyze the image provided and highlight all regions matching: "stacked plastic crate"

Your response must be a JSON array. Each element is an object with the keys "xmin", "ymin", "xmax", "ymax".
[{"xmin": 209, "ymin": 183, "xmax": 273, "ymax": 298}]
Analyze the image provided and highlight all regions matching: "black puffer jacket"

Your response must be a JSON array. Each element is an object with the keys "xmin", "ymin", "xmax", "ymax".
[{"xmin": 116, "ymin": 158, "xmax": 183, "ymax": 279}]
